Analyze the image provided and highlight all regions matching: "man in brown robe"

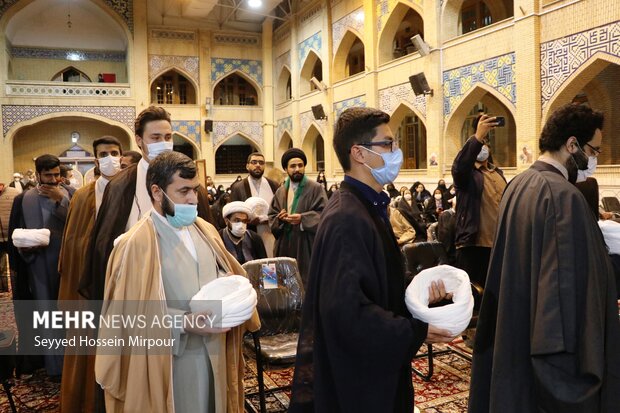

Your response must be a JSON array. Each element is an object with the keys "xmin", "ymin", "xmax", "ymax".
[{"xmin": 57, "ymin": 135, "xmax": 123, "ymax": 412}]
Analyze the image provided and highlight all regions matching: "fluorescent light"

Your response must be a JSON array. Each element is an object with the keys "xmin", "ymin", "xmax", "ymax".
[
  {"xmin": 67, "ymin": 52, "xmax": 82, "ymax": 61},
  {"xmin": 248, "ymin": 0, "xmax": 262, "ymax": 8}
]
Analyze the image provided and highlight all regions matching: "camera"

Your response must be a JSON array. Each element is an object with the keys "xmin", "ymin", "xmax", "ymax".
[{"xmin": 494, "ymin": 116, "xmax": 505, "ymax": 127}]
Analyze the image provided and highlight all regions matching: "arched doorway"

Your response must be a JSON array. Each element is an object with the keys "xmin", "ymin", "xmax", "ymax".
[
  {"xmin": 389, "ymin": 104, "xmax": 427, "ymax": 169},
  {"xmin": 301, "ymin": 125, "xmax": 325, "ymax": 172},
  {"xmin": 276, "ymin": 131, "xmax": 293, "ymax": 165},
  {"xmin": 215, "ymin": 134, "xmax": 260, "ymax": 174},
  {"xmin": 151, "ymin": 69, "xmax": 197, "ymax": 104},
  {"xmin": 277, "ymin": 67, "xmax": 292, "ymax": 103},
  {"xmin": 378, "ymin": 3, "xmax": 424, "ymax": 64},
  {"xmin": 299, "ymin": 50, "xmax": 323, "ymax": 95},
  {"xmin": 546, "ymin": 57, "xmax": 620, "ymax": 165},
  {"xmin": 442, "ymin": 0, "xmax": 514, "ymax": 40},
  {"xmin": 445, "ymin": 86, "xmax": 516, "ymax": 168},
  {"xmin": 213, "ymin": 72, "xmax": 260, "ymax": 106},
  {"xmin": 333, "ymin": 31, "xmax": 365, "ymax": 81},
  {"xmin": 11, "ymin": 116, "xmax": 131, "ymax": 175},
  {"xmin": 173, "ymin": 133, "xmax": 201, "ymax": 160}
]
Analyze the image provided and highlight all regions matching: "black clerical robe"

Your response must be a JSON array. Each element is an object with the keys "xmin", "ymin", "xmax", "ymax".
[
  {"xmin": 78, "ymin": 164, "xmax": 215, "ymax": 300},
  {"xmin": 289, "ymin": 181, "xmax": 428, "ymax": 413},
  {"xmin": 469, "ymin": 161, "xmax": 620, "ymax": 413}
]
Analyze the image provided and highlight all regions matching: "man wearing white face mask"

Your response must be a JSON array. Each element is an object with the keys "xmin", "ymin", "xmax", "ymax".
[
  {"xmin": 219, "ymin": 201, "xmax": 266, "ymax": 265},
  {"xmin": 290, "ymin": 108, "xmax": 455, "ymax": 413},
  {"xmin": 451, "ymin": 114, "xmax": 506, "ymax": 289},
  {"xmin": 57, "ymin": 135, "xmax": 122, "ymax": 413}
]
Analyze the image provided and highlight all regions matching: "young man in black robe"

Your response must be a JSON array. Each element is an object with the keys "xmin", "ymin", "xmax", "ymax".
[
  {"xmin": 469, "ymin": 103, "xmax": 620, "ymax": 413},
  {"xmin": 289, "ymin": 107, "xmax": 455, "ymax": 413}
]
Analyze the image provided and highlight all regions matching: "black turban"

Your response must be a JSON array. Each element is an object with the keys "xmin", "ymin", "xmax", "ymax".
[{"xmin": 281, "ymin": 148, "xmax": 307, "ymax": 169}]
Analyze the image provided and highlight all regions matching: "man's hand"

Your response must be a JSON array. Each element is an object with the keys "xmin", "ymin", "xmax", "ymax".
[
  {"xmin": 428, "ymin": 280, "xmax": 453, "ymax": 305},
  {"xmin": 600, "ymin": 211, "xmax": 614, "ymax": 220},
  {"xmin": 277, "ymin": 209, "xmax": 288, "ymax": 222},
  {"xmin": 425, "ymin": 324, "xmax": 456, "ymax": 344},
  {"xmin": 38, "ymin": 184, "xmax": 64, "ymax": 203},
  {"xmin": 475, "ymin": 115, "xmax": 499, "ymax": 142},
  {"xmin": 183, "ymin": 311, "xmax": 230, "ymax": 336},
  {"xmin": 285, "ymin": 213, "xmax": 302, "ymax": 225}
]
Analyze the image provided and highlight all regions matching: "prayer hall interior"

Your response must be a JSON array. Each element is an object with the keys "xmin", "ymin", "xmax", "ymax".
[{"xmin": 1, "ymin": 0, "xmax": 620, "ymax": 411}]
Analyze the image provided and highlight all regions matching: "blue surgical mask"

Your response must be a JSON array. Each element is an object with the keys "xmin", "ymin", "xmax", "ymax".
[
  {"xmin": 161, "ymin": 190, "xmax": 197, "ymax": 228},
  {"xmin": 477, "ymin": 146, "xmax": 489, "ymax": 162},
  {"xmin": 147, "ymin": 141, "xmax": 173, "ymax": 160},
  {"xmin": 361, "ymin": 147, "xmax": 403, "ymax": 186}
]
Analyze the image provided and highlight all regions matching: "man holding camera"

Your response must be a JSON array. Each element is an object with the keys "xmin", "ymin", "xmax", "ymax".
[{"xmin": 451, "ymin": 114, "xmax": 506, "ymax": 290}]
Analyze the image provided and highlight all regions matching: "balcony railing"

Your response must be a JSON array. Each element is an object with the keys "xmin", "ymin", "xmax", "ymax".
[{"xmin": 5, "ymin": 81, "xmax": 131, "ymax": 98}]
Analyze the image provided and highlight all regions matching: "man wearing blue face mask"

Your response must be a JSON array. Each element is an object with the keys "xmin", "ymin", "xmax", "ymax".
[
  {"xmin": 96, "ymin": 151, "xmax": 260, "ymax": 413},
  {"xmin": 80, "ymin": 106, "xmax": 214, "ymax": 302},
  {"xmin": 451, "ymin": 114, "xmax": 506, "ymax": 290},
  {"xmin": 289, "ymin": 107, "xmax": 455, "ymax": 413}
]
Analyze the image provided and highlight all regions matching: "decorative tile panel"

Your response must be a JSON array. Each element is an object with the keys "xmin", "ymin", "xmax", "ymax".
[
  {"xmin": 541, "ymin": 21, "xmax": 620, "ymax": 110},
  {"xmin": 2, "ymin": 105, "xmax": 135, "ymax": 137},
  {"xmin": 103, "ymin": 0, "xmax": 133, "ymax": 33},
  {"xmin": 10, "ymin": 46, "xmax": 125, "ymax": 62},
  {"xmin": 149, "ymin": 55, "xmax": 200, "ymax": 86},
  {"xmin": 298, "ymin": 32, "xmax": 322, "ymax": 68},
  {"xmin": 275, "ymin": 51, "xmax": 291, "ymax": 78},
  {"xmin": 212, "ymin": 121, "xmax": 263, "ymax": 148},
  {"xmin": 300, "ymin": 111, "xmax": 327, "ymax": 138},
  {"xmin": 214, "ymin": 33, "xmax": 260, "ymax": 46},
  {"xmin": 172, "ymin": 120, "xmax": 201, "ymax": 144},
  {"xmin": 6, "ymin": 82, "xmax": 130, "ymax": 97},
  {"xmin": 442, "ymin": 53, "xmax": 516, "ymax": 118},
  {"xmin": 211, "ymin": 58, "xmax": 263, "ymax": 87},
  {"xmin": 277, "ymin": 116, "xmax": 293, "ymax": 141},
  {"xmin": 376, "ymin": 0, "xmax": 423, "ymax": 33},
  {"xmin": 333, "ymin": 8, "xmax": 365, "ymax": 56},
  {"xmin": 151, "ymin": 29, "xmax": 195, "ymax": 41},
  {"xmin": 333, "ymin": 95, "xmax": 367, "ymax": 120},
  {"xmin": 379, "ymin": 83, "xmax": 427, "ymax": 118}
]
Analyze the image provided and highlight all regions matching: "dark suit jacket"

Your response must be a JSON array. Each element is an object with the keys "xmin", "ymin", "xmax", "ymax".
[{"xmin": 230, "ymin": 176, "xmax": 279, "ymax": 202}]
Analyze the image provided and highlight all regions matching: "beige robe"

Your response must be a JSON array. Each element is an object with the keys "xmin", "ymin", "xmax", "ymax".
[{"xmin": 95, "ymin": 214, "xmax": 260, "ymax": 413}]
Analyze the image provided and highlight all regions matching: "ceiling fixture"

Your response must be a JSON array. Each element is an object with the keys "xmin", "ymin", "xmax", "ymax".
[
  {"xmin": 248, "ymin": 0, "xmax": 262, "ymax": 8},
  {"xmin": 67, "ymin": 0, "xmax": 72, "ymax": 28}
]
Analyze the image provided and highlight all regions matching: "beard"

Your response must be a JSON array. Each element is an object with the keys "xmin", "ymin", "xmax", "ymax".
[
  {"xmin": 161, "ymin": 194, "xmax": 176, "ymax": 216},
  {"xmin": 572, "ymin": 148, "xmax": 589, "ymax": 170},
  {"xmin": 290, "ymin": 172, "xmax": 304, "ymax": 183},
  {"xmin": 249, "ymin": 168, "xmax": 264, "ymax": 179}
]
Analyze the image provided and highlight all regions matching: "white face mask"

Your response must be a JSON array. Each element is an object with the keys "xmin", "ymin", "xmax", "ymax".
[
  {"xmin": 404, "ymin": 194, "xmax": 412, "ymax": 201},
  {"xmin": 98, "ymin": 155, "xmax": 121, "ymax": 177},
  {"xmin": 230, "ymin": 222, "xmax": 247, "ymax": 238},
  {"xmin": 69, "ymin": 177, "xmax": 79, "ymax": 186},
  {"xmin": 576, "ymin": 156, "xmax": 597, "ymax": 182},
  {"xmin": 434, "ymin": 194, "xmax": 442, "ymax": 200},
  {"xmin": 146, "ymin": 141, "xmax": 173, "ymax": 160},
  {"xmin": 477, "ymin": 146, "xmax": 490, "ymax": 162}
]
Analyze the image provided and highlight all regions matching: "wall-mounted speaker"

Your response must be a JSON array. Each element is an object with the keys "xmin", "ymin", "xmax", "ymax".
[
  {"xmin": 410, "ymin": 34, "xmax": 431, "ymax": 57},
  {"xmin": 311, "ymin": 104, "xmax": 327, "ymax": 120},
  {"xmin": 204, "ymin": 120, "xmax": 213, "ymax": 132},
  {"xmin": 409, "ymin": 73, "xmax": 433, "ymax": 96}
]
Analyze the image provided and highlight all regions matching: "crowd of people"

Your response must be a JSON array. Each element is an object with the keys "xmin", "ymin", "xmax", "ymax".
[{"xmin": 0, "ymin": 103, "xmax": 618, "ymax": 413}]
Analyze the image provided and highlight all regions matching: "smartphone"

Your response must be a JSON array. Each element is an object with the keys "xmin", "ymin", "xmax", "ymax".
[{"xmin": 494, "ymin": 116, "xmax": 505, "ymax": 127}]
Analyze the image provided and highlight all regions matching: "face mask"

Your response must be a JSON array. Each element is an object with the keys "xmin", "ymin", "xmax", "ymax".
[
  {"xmin": 147, "ymin": 141, "xmax": 173, "ymax": 160},
  {"xmin": 69, "ymin": 178, "xmax": 79, "ymax": 186},
  {"xmin": 98, "ymin": 155, "xmax": 121, "ymax": 177},
  {"xmin": 576, "ymin": 156, "xmax": 597, "ymax": 182},
  {"xmin": 404, "ymin": 194, "xmax": 412, "ymax": 201},
  {"xmin": 450, "ymin": 189, "xmax": 456, "ymax": 195},
  {"xmin": 230, "ymin": 222, "xmax": 247, "ymax": 237},
  {"xmin": 477, "ymin": 146, "xmax": 489, "ymax": 162},
  {"xmin": 434, "ymin": 194, "xmax": 442, "ymax": 200},
  {"xmin": 571, "ymin": 142, "xmax": 589, "ymax": 171},
  {"xmin": 161, "ymin": 190, "xmax": 197, "ymax": 228},
  {"xmin": 362, "ymin": 147, "xmax": 403, "ymax": 186}
]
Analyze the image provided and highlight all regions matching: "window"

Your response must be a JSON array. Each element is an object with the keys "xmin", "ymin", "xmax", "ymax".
[
  {"xmin": 150, "ymin": 70, "xmax": 196, "ymax": 105},
  {"xmin": 346, "ymin": 38, "xmax": 365, "ymax": 77},
  {"xmin": 461, "ymin": 0, "xmax": 493, "ymax": 34},
  {"xmin": 52, "ymin": 67, "xmax": 91, "ymax": 82},
  {"xmin": 213, "ymin": 73, "xmax": 259, "ymax": 106}
]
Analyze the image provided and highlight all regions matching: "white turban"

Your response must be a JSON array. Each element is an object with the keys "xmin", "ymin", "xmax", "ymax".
[
  {"xmin": 405, "ymin": 265, "xmax": 474, "ymax": 337},
  {"xmin": 222, "ymin": 201, "xmax": 253, "ymax": 220},
  {"xmin": 599, "ymin": 220, "xmax": 620, "ymax": 255},
  {"xmin": 12, "ymin": 228, "xmax": 51, "ymax": 248},
  {"xmin": 190, "ymin": 275, "xmax": 257, "ymax": 328},
  {"xmin": 245, "ymin": 197, "xmax": 270, "ymax": 222}
]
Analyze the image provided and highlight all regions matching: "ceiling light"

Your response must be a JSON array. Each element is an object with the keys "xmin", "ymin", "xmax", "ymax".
[{"xmin": 248, "ymin": 0, "xmax": 262, "ymax": 8}]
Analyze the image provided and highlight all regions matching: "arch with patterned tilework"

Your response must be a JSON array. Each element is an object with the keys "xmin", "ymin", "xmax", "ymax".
[
  {"xmin": 212, "ymin": 70, "xmax": 262, "ymax": 107},
  {"xmin": 301, "ymin": 124, "xmax": 325, "ymax": 172},
  {"xmin": 276, "ymin": 65, "xmax": 292, "ymax": 104},
  {"xmin": 388, "ymin": 102, "xmax": 428, "ymax": 170},
  {"xmin": 299, "ymin": 50, "xmax": 323, "ymax": 96},
  {"xmin": 333, "ymin": 30, "xmax": 365, "ymax": 82},
  {"xmin": 442, "ymin": 0, "xmax": 512, "ymax": 41},
  {"xmin": 377, "ymin": 1, "xmax": 425, "ymax": 65}
]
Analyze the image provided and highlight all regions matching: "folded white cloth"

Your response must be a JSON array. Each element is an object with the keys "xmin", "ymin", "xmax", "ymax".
[
  {"xmin": 190, "ymin": 275, "xmax": 257, "ymax": 328},
  {"xmin": 599, "ymin": 220, "xmax": 620, "ymax": 255},
  {"xmin": 245, "ymin": 197, "xmax": 270, "ymax": 222},
  {"xmin": 12, "ymin": 228, "xmax": 51, "ymax": 248},
  {"xmin": 405, "ymin": 265, "xmax": 474, "ymax": 337}
]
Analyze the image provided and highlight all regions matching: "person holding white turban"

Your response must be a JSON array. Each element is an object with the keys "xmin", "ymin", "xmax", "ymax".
[{"xmin": 219, "ymin": 201, "xmax": 267, "ymax": 265}]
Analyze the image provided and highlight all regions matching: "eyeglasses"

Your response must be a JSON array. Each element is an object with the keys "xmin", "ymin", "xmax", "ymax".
[
  {"xmin": 585, "ymin": 143, "xmax": 602, "ymax": 156},
  {"xmin": 358, "ymin": 140, "xmax": 395, "ymax": 151},
  {"xmin": 249, "ymin": 160, "xmax": 265, "ymax": 165}
]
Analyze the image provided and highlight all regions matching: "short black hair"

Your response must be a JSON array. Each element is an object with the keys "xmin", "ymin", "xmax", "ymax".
[
  {"xmin": 35, "ymin": 154, "xmax": 60, "ymax": 173},
  {"xmin": 247, "ymin": 152, "xmax": 265, "ymax": 163},
  {"xmin": 59, "ymin": 164, "xmax": 71, "ymax": 178},
  {"xmin": 540, "ymin": 103, "xmax": 604, "ymax": 153},
  {"xmin": 122, "ymin": 150, "xmax": 142, "ymax": 163},
  {"xmin": 135, "ymin": 106, "xmax": 171, "ymax": 137},
  {"xmin": 146, "ymin": 151, "xmax": 196, "ymax": 201},
  {"xmin": 93, "ymin": 135, "xmax": 123, "ymax": 157},
  {"xmin": 333, "ymin": 107, "xmax": 391, "ymax": 171}
]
